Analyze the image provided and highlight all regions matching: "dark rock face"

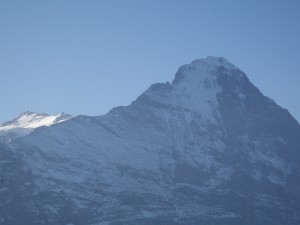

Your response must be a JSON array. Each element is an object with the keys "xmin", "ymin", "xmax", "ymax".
[{"xmin": 1, "ymin": 57, "xmax": 300, "ymax": 225}]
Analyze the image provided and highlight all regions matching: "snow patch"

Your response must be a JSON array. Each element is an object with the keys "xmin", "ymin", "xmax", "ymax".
[
  {"xmin": 268, "ymin": 174, "xmax": 285, "ymax": 186},
  {"xmin": 251, "ymin": 170, "xmax": 263, "ymax": 181},
  {"xmin": 141, "ymin": 210, "xmax": 155, "ymax": 218}
]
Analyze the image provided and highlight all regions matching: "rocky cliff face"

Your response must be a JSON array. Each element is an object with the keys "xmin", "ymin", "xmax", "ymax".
[{"xmin": 1, "ymin": 57, "xmax": 300, "ymax": 225}]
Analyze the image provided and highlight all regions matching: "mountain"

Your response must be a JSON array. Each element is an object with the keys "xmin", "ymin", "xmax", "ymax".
[
  {"xmin": 1, "ymin": 56, "xmax": 300, "ymax": 225},
  {"xmin": 0, "ymin": 112, "xmax": 72, "ymax": 143}
]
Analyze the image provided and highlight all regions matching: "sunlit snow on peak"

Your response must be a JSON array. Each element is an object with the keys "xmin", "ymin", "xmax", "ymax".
[{"xmin": 0, "ymin": 112, "xmax": 72, "ymax": 142}]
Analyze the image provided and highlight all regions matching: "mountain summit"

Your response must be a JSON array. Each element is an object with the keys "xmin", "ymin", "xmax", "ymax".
[
  {"xmin": 137, "ymin": 56, "xmax": 243, "ymax": 118},
  {"xmin": 1, "ymin": 57, "xmax": 300, "ymax": 225},
  {"xmin": 0, "ymin": 112, "xmax": 72, "ymax": 143}
]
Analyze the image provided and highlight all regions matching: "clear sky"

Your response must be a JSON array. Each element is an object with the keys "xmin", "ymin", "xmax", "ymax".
[{"xmin": 0, "ymin": 0, "xmax": 299, "ymax": 123}]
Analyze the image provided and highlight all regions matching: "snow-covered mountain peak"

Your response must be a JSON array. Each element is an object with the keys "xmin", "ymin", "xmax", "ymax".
[
  {"xmin": 191, "ymin": 56, "xmax": 235, "ymax": 68},
  {"xmin": 1, "ymin": 111, "xmax": 50, "ymax": 128},
  {"xmin": 0, "ymin": 112, "xmax": 72, "ymax": 142},
  {"xmin": 0, "ymin": 111, "xmax": 73, "ymax": 129},
  {"xmin": 173, "ymin": 56, "xmax": 238, "ymax": 85},
  {"xmin": 139, "ymin": 57, "xmax": 245, "ymax": 118}
]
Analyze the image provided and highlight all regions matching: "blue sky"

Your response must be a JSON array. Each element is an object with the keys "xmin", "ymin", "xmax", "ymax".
[{"xmin": 0, "ymin": 0, "xmax": 299, "ymax": 123}]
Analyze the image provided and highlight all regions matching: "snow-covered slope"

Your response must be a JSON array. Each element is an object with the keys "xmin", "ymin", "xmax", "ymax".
[
  {"xmin": 1, "ymin": 57, "xmax": 300, "ymax": 225},
  {"xmin": 0, "ymin": 112, "xmax": 72, "ymax": 142}
]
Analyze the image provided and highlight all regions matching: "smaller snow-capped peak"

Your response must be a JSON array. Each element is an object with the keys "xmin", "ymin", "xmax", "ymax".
[
  {"xmin": 0, "ymin": 111, "xmax": 72, "ymax": 129},
  {"xmin": 1, "ymin": 111, "xmax": 49, "ymax": 128},
  {"xmin": 0, "ymin": 112, "xmax": 72, "ymax": 142}
]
